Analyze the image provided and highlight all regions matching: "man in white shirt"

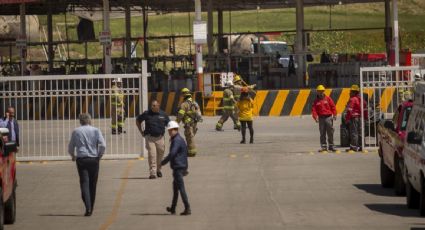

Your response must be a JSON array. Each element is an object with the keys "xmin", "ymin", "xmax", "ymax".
[{"xmin": 68, "ymin": 113, "xmax": 106, "ymax": 216}]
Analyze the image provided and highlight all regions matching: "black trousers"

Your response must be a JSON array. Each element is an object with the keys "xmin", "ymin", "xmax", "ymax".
[
  {"xmin": 241, "ymin": 121, "xmax": 254, "ymax": 140},
  {"xmin": 76, "ymin": 157, "xmax": 100, "ymax": 212},
  {"xmin": 171, "ymin": 169, "xmax": 190, "ymax": 210}
]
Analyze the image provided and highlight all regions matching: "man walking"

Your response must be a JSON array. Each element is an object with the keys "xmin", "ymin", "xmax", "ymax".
[
  {"xmin": 68, "ymin": 113, "xmax": 106, "ymax": 216},
  {"xmin": 0, "ymin": 106, "xmax": 19, "ymax": 151},
  {"xmin": 345, "ymin": 84, "xmax": 367, "ymax": 152},
  {"xmin": 162, "ymin": 121, "xmax": 191, "ymax": 216},
  {"xmin": 312, "ymin": 85, "xmax": 337, "ymax": 152},
  {"xmin": 136, "ymin": 100, "xmax": 170, "ymax": 179},
  {"xmin": 216, "ymin": 81, "xmax": 241, "ymax": 131},
  {"xmin": 177, "ymin": 88, "xmax": 203, "ymax": 157}
]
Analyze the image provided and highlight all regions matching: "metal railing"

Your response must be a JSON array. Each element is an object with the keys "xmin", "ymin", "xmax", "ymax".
[{"xmin": 0, "ymin": 70, "xmax": 149, "ymax": 161}]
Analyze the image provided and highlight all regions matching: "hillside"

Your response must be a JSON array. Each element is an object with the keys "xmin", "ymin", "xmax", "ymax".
[{"xmin": 31, "ymin": 1, "xmax": 425, "ymax": 61}]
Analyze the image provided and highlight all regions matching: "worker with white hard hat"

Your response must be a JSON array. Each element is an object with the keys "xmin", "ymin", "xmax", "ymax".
[{"xmin": 161, "ymin": 121, "xmax": 191, "ymax": 216}]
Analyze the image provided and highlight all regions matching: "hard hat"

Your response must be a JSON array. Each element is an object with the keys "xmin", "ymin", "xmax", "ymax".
[
  {"xmin": 350, "ymin": 84, "xmax": 360, "ymax": 92},
  {"xmin": 167, "ymin": 121, "xmax": 180, "ymax": 130},
  {"xmin": 233, "ymin": 75, "xmax": 241, "ymax": 83},
  {"xmin": 241, "ymin": 87, "xmax": 249, "ymax": 93},
  {"xmin": 113, "ymin": 78, "xmax": 122, "ymax": 83},
  {"xmin": 181, "ymin": 88, "xmax": 191, "ymax": 95},
  {"xmin": 316, "ymin": 85, "xmax": 326, "ymax": 91}
]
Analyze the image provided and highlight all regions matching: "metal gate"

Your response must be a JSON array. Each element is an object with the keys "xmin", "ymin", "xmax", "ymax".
[
  {"xmin": 360, "ymin": 66, "xmax": 424, "ymax": 149},
  {"xmin": 0, "ymin": 69, "xmax": 149, "ymax": 161}
]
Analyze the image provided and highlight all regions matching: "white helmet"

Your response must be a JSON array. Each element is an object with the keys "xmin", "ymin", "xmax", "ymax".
[
  {"xmin": 113, "ymin": 78, "xmax": 122, "ymax": 83},
  {"xmin": 167, "ymin": 121, "xmax": 180, "ymax": 130}
]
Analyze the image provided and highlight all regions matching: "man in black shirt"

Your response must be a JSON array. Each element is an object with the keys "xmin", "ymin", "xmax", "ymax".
[{"xmin": 136, "ymin": 100, "xmax": 171, "ymax": 179}]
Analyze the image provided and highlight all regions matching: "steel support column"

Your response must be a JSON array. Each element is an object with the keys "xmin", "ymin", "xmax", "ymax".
[
  {"xmin": 103, "ymin": 0, "xmax": 112, "ymax": 74},
  {"xmin": 143, "ymin": 4, "xmax": 149, "ymax": 59},
  {"xmin": 217, "ymin": 9, "xmax": 224, "ymax": 54},
  {"xmin": 392, "ymin": 0, "xmax": 400, "ymax": 66},
  {"xmin": 19, "ymin": 3, "xmax": 26, "ymax": 76},
  {"xmin": 295, "ymin": 0, "xmax": 305, "ymax": 88},
  {"xmin": 384, "ymin": 0, "xmax": 392, "ymax": 61},
  {"xmin": 207, "ymin": 0, "xmax": 214, "ymax": 71},
  {"xmin": 125, "ymin": 2, "xmax": 132, "ymax": 71},
  {"xmin": 195, "ymin": 0, "xmax": 203, "ymax": 91},
  {"xmin": 47, "ymin": 2, "xmax": 54, "ymax": 72}
]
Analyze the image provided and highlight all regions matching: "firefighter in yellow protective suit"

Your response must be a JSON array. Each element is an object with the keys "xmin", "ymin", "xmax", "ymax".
[
  {"xmin": 111, "ymin": 78, "xmax": 125, "ymax": 135},
  {"xmin": 216, "ymin": 81, "xmax": 241, "ymax": 131},
  {"xmin": 177, "ymin": 88, "xmax": 203, "ymax": 157}
]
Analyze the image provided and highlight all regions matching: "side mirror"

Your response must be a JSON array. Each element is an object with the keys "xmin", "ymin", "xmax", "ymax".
[
  {"xmin": 384, "ymin": 120, "xmax": 395, "ymax": 131},
  {"xmin": 3, "ymin": 142, "xmax": 16, "ymax": 156},
  {"xmin": 407, "ymin": 131, "xmax": 423, "ymax": 145}
]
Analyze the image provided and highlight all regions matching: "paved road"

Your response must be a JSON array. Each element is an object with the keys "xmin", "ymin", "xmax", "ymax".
[{"xmin": 8, "ymin": 117, "xmax": 425, "ymax": 230}]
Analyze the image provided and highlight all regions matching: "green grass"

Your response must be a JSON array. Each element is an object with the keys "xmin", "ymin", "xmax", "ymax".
[{"xmin": 31, "ymin": 2, "xmax": 425, "ymax": 62}]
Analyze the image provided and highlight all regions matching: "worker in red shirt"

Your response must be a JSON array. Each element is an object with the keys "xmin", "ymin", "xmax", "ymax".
[
  {"xmin": 312, "ymin": 85, "xmax": 337, "ymax": 152},
  {"xmin": 345, "ymin": 85, "xmax": 367, "ymax": 152}
]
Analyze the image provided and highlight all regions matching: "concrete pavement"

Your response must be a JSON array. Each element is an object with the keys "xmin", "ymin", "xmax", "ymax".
[{"xmin": 8, "ymin": 117, "xmax": 425, "ymax": 230}]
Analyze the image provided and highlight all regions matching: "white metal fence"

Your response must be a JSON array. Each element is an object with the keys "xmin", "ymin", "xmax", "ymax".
[
  {"xmin": 0, "ymin": 70, "xmax": 149, "ymax": 161},
  {"xmin": 360, "ymin": 66, "xmax": 424, "ymax": 149}
]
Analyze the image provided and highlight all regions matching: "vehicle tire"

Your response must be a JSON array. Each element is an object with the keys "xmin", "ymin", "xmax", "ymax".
[
  {"xmin": 4, "ymin": 187, "xmax": 16, "ymax": 225},
  {"xmin": 380, "ymin": 158, "xmax": 394, "ymax": 188},
  {"xmin": 420, "ymin": 175, "xmax": 425, "ymax": 216},
  {"xmin": 394, "ymin": 156, "xmax": 406, "ymax": 196},
  {"xmin": 407, "ymin": 178, "xmax": 420, "ymax": 209},
  {"xmin": 0, "ymin": 187, "xmax": 4, "ymax": 230}
]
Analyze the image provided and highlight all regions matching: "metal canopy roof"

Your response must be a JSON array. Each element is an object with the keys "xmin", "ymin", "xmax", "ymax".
[{"xmin": 0, "ymin": 0, "xmax": 385, "ymax": 15}]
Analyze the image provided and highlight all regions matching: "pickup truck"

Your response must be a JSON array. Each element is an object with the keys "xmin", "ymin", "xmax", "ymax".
[
  {"xmin": 0, "ymin": 128, "xmax": 17, "ymax": 229},
  {"xmin": 378, "ymin": 100, "xmax": 413, "ymax": 196}
]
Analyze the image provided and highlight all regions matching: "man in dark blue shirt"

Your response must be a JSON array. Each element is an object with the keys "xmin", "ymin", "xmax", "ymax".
[
  {"xmin": 161, "ymin": 121, "xmax": 191, "ymax": 216},
  {"xmin": 136, "ymin": 100, "xmax": 170, "ymax": 179}
]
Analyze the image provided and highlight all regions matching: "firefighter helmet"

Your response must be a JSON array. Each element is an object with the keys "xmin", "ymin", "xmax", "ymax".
[
  {"xmin": 233, "ymin": 74, "xmax": 242, "ymax": 83},
  {"xmin": 350, "ymin": 84, "xmax": 360, "ymax": 92},
  {"xmin": 113, "ymin": 78, "xmax": 122, "ymax": 83},
  {"xmin": 181, "ymin": 88, "xmax": 191, "ymax": 95},
  {"xmin": 316, "ymin": 85, "xmax": 326, "ymax": 91}
]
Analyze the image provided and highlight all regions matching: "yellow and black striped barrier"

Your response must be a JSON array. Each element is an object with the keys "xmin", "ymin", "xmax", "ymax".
[{"xmin": 2, "ymin": 88, "xmax": 399, "ymax": 120}]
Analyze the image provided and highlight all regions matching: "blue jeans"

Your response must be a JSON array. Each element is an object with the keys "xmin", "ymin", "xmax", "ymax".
[{"xmin": 171, "ymin": 169, "xmax": 190, "ymax": 210}]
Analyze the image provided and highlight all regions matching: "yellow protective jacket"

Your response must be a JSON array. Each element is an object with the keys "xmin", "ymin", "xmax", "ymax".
[
  {"xmin": 111, "ymin": 85, "xmax": 125, "ymax": 108},
  {"xmin": 237, "ymin": 98, "xmax": 254, "ymax": 121},
  {"xmin": 223, "ymin": 88, "xmax": 236, "ymax": 111},
  {"xmin": 177, "ymin": 97, "xmax": 202, "ymax": 126}
]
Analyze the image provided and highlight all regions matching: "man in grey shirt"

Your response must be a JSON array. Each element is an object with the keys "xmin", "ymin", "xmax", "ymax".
[{"xmin": 68, "ymin": 113, "xmax": 106, "ymax": 216}]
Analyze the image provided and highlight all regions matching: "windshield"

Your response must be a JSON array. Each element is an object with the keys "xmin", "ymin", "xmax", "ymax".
[{"xmin": 260, "ymin": 43, "xmax": 289, "ymax": 56}]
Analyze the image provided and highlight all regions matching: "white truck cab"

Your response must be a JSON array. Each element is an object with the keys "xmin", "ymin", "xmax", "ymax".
[{"xmin": 403, "ymin": 81, "xmax": 425, "ymax": 216}]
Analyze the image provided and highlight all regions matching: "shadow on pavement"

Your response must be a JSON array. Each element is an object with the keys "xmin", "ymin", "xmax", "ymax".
[
  {"xmin": 354, "ymin": 184, "xmax": 395, "ymax": 197},
  {"xmin": 365, "ymin": 204, "xmax": 418, "ymax": 217},
  {"xmin": 39, "ymin": 214, "xmax": 83, "ymax": 217},
  {"xmin": 411, "ymin": 228, "xmax": 425, "ymax": 230},
  {"xmin": 116, "ymin": 177, "xmax": 151, "ymax": 180},
  {"xmin": 132, "ymin": 213, "xmax": 171, "ymax": 216}
]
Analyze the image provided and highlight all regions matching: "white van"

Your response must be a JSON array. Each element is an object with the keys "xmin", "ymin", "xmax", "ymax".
[{"xmin": 403, "ymin": 81, "xmax": 425, "ymax": 216}]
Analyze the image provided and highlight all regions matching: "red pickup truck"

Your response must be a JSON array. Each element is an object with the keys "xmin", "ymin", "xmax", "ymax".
[
  {"xmin": 378, "ymin": 100, "xmax": 413, "ymax": 195},
  {"xmin": 0, "ymin": 128, "xmax": 17, "ymax": 229}
]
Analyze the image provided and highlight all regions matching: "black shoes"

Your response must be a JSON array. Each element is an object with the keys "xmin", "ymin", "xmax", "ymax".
[
  {"xmin": 240, "ymin": 139, "xmax": 246, "ymax": 144},
  {"xmin": 180, "ymin": 209, "xmax": 191, "ymax": 216},
  {"xmin": 328, "ymin": 147, "xmax": 337, "ymax": 152},
  {"xmin": 157, "ymin": 171, "xmax": 162, "ymax": 178},
  {"xmin": 250, "ymin": 138, "xmax": 254, "ymax": 144},
  {"xmin": 112, "ymin": 129, "xmax": 117, "ymax": 135},
  {"xmin": 84, "ymin": 210, "xmax": 92, "ymax": 217},
  {"xmin": 166, "ymin": 207, "xmax": 176, "ymax": 215},
  {"xmin": 149, "ymin": 175, "xmax": 156, "ymax": 179}
]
